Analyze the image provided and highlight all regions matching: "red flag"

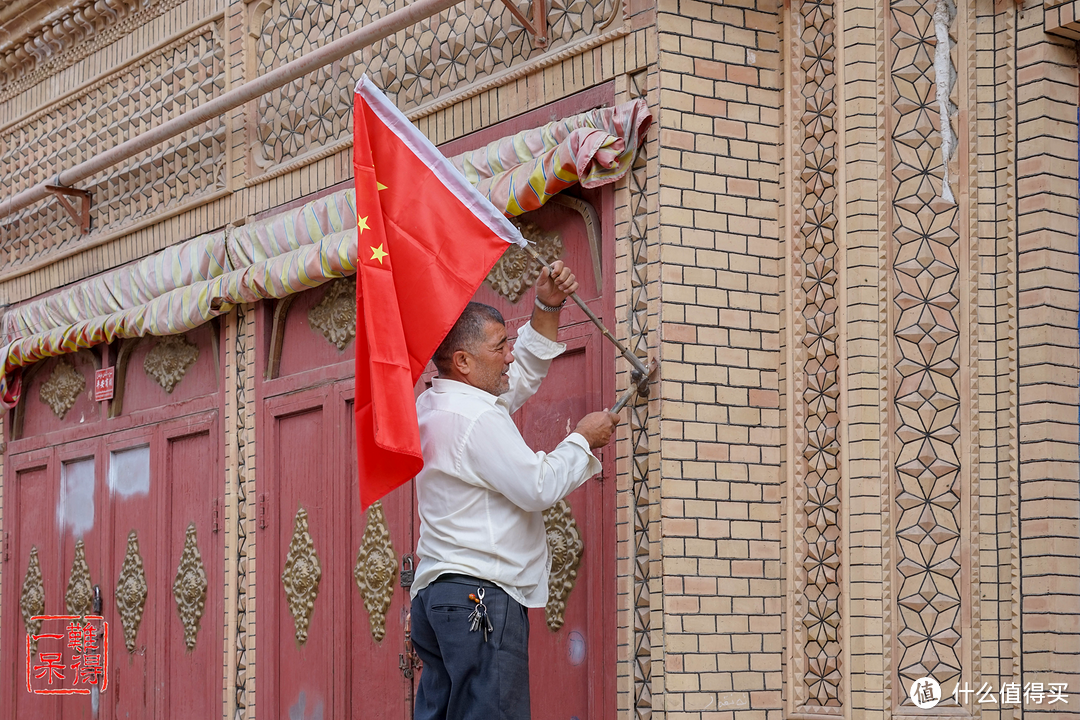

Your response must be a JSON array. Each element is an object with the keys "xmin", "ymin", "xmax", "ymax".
[{"xmin": 353, "ymin": 76, "xmax": 524, "ymax": 509}]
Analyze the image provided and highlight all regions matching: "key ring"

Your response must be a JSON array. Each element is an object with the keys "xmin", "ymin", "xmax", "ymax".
[{"xmin": 476, "ymin": 588, "xmax": 486, "ymax": 604}]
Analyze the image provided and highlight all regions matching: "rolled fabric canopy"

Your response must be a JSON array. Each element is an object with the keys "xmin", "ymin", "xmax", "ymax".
[
  {"xmin": 451, "ymin": 99, "xmax": 652, "ymax": 216},
  {"xmin": 0, "ymin": 191, "xmax": 359, "ymax": 409},
  {"xmin": 0, "ymin": 97, "xmax": 651, "ymax": 410}
]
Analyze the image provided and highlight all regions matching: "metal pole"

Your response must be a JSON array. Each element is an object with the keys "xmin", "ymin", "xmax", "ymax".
[
  {"xmin": 0, "ymin": 0, "xmax": 463, "ymax": 220},
  {"xmin": 521, "ymin": 242, "xmax": 650, "ymax": 378}
]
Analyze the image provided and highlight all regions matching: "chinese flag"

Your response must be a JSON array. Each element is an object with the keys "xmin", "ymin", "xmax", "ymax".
[{"xmin": 353, "ymin": 76, "xmax": 524, "ymax": 509}]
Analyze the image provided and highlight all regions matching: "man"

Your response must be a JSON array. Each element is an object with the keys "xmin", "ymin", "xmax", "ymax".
[{"xmin": 409, "ymin": 260, "xmax": 619, "ymax": 720}]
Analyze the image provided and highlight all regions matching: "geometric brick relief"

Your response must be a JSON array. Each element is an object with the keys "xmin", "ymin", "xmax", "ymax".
[
  {"xmin": 251, "ymin": 0, "xmax": 617, "ymax": 169},
  {"xmin": 626, "ymin": 68, "xmax": 652, "ymax": 720},
  {"xmin": 888, "ymin": 0, "xmax": 966, "ymax": 705},
  {"xmin": 790, "ymin": 0, "xmax": 843, "ymax": 708},
  {"xmin": 0, "ymin": 23, "xmax": 225, "ymax": 272}
]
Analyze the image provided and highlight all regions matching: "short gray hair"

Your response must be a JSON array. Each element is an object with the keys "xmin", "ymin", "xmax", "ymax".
[{"xmin": 432, "ymin": 302, "xmax": 505, "ymax": 375}]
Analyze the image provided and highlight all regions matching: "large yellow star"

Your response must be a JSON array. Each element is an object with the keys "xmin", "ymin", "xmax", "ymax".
[
  {"xmin": 377, "ymin": 181, "xmax": 388, "ymax": 191},
  {"xmin": 370, "ymin": 244, "xmax": 389, "ymax": 264},
  {"xmin": 357, "ymin": 215, "xmax": 370, "ymax": 234}
]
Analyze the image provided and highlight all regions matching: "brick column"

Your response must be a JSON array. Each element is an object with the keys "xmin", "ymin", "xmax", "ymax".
[{"xmin": 655, "ymin": 0, "xmax": 784, "ymax": 716}]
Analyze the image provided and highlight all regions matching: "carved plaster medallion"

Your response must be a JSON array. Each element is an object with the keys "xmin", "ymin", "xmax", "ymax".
[
  {"xmin": 282, "ymin": 507, "xmax": 322, "ymax": 644},
  {"xmin": 144, "ymin": 334, "xmax": 200, "ymax": 393},
  {"xmin": 353, "ymin": 501, "xmax": 397, "ymax": 642},
  {"xmin": 21, "ymin": 547, "xmax": 45, "ymax": 654},
  {"xmin": 40, "ymin": 358, "xmax": 86, "ymax": 419},
  {"xmin": 66, "ymin": 539, "xmax": 93, "ymax": 618},
  {"xmin": 543, "ymin": 499, "xmax": 583, "ymax": 632},
  {"xmin": 308, "ymin": 277, "xmax": 356, "ymax": 350},
  {"xmin": 173, "ymin": 523, "xmax": 209, "ymax": 651},
  {"xmin": 485, "ymin": 220, "xmax": 563, "ymax": 303},
  {"xmin": 116, "ymin": 531, "xmax": 148, "ymax": 652}
]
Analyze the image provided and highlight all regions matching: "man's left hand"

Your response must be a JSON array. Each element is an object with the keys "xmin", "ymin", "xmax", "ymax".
[{"xmin": 536, "ymin": 260, "xmax": 578, "ymax": 308}]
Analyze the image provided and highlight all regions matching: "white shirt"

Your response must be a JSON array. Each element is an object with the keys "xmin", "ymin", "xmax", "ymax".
[{"xmin": 411, "ymin": 321, "xmax": 602, "ymax": 608}]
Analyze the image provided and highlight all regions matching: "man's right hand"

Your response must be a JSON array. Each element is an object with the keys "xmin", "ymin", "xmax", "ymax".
[{"xmin": 574, "ymin": 410, "xmax": 620, "ymax": 449}]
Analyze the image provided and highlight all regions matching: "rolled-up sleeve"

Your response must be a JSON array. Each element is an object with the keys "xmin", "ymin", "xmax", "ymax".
[{"xmin": 458, "ymin": 407, "xmax": 601, "ymax": 512}]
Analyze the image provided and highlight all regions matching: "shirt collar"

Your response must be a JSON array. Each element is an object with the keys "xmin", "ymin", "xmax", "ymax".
[{"xmin": 430, "ymin": 377, "xmax": 510, "ymax": 409}]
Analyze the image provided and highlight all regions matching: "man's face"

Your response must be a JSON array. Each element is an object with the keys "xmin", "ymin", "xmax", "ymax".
[{"xmin": 466, "ymin": 320, "xmax": 514, "ymax": 396}]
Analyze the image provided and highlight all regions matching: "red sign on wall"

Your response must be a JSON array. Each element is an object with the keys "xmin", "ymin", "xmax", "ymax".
[{"xmin": 94, "ymin": 367, "xmax": 114, "ymax": 402}]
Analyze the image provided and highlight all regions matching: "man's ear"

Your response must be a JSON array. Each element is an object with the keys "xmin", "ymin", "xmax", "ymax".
[{"xmin": 452, "ymin": 349, "xmax": 471, "ymax": 376}]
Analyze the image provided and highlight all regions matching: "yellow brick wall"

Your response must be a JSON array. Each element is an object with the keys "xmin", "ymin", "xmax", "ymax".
[{"xmin": 656, "ymin": 0, "xmax": 784, "ymax": 717}]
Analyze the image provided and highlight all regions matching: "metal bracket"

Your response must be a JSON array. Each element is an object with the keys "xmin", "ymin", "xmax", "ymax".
[
  {"xmin": 497, "ymin": 0, "xmax": 547, "ymax": 47},
  {"xmin": 45, "ymin": 184, "xmax": 92, "ymax": 234}
]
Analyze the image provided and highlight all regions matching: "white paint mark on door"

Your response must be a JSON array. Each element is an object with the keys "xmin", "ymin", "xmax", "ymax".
[
  {"xmin": 109, "ymin": 445, "xmax": 150, "ymax": 498},
  {"xmin": 58, "ymin": 458, "xmax": 95, "ymax": 538}
]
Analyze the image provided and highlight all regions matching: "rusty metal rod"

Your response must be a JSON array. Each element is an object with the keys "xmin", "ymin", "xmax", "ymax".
[
  {"xmin": 522, "ymin": 241, "xmax": 650, "ymax": 378},
  {"xmin": 611, "ymin": 383, "xmax": 638, "ymax": 414},
  {"xmin": 0, "ymin": 0, "xmax": 464, "ymax": 221}
]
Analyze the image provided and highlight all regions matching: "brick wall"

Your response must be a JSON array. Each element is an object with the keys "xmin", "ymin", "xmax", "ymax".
[
  {"xmin": 655, "ymin": 0, "xmax": 784, "ymax": 716},
  {"xmin": 1016, "ymin": 1, "xmax": 1080, "ymax": 713}
]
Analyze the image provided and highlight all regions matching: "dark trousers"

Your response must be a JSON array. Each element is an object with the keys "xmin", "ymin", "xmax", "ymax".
[{"xmin": 411, "ymin": 575, "xmax": 531, "ymax": 720}]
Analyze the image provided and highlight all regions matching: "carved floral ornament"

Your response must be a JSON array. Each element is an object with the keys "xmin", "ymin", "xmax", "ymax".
[
  {"xmin": 485, "ymin": 220, "xmax": 563, "ymax": 303},
  {"xmin": 66, "ymin": 539, "xmax": 94, "ymax": 618},
  {"xmin": 543, "ymin": 499, "xmax": 583, "ymax": 632},
  {"xmin": 22, "ymin": 547, "xmax": 45, "ymax": 655},
  {"xmin": 116, "ymin": 530, "xmax": 148, "ymax": 653},
  {"xmin": 354, "ymin": 501, "xmax": 398, "ymax": 642},
  {"xmin": 308, "ymin": 277, "xmax": 356, "ymax": 350},
  {"xmin": 173, "ymin": 523, "xmax": 209, "ymax": 651},
  {"xmin": 40, "ymin": 357, "xmax": 86, "ymax": 419},
  {"xmin": 282, "ymin": 507, "xmax": 322, "ymax": 644},
  {"xmin": 144, "ymin": 334, "xmax": 200, "ymax": 393}
]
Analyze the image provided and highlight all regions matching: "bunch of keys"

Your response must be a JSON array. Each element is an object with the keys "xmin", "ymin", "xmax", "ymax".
[{"xmin": 468, "ymin": 587, "xmax": 494, "ymax": 642}]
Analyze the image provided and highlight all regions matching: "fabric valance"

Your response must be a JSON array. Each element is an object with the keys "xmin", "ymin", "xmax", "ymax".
[{"xmin": 0, "ymin": 98, "xmax": 650, "ymax": 409}]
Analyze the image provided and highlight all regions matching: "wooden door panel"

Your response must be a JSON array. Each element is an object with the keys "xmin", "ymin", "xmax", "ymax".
[
  {"xmin": 343, "ymin": 391, "xmax": 414, "ymax": 720},
  {"xmin": 160, "ymin": 419, "xmax": 222, "ymax": 719},
  {"xmin": 104, "ymin": 434, "xmax": 155, "ymax": 719},
  {"xmin": 4, "ymin": 458, "xmax": 60, "ymax": 719},
  {"xmin": 261, "ymin": 393, "xmax": 337, "ymax": 720},
  {"xmin": 18, "ymin": 352, "xmax": 101, "ymax": 440}
]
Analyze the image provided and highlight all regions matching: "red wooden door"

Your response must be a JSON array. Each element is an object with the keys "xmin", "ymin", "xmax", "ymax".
[
  {"xmin": 254, "ymin": 177, "xmax": 615, "ymax": 717},
  {"xmin": 256, "ymin": 373, "xmax": 416, "ymax": 719},
  {"xmin": 258, "ymin": 275, "xmax": 423, "ymax": 719},
  {"xmin": 412, "ymin": 186, "xmax": 617, "ymax": 718},
  {"xmin": 471, "ymin": 187, "xmax": 617, "ymax": 720},
  {"xmin": 2, "ymin": 331, "xmax": 223, "ymax": 720}
]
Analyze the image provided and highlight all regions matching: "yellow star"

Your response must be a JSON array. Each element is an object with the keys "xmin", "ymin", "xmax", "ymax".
[
  {"xmin": 357, "ymin": 215, "xmax": 370, "ymax": 234},
  {"xmin": 370, "ymin": 244, "xmax": 389, "ymax": 264},
  {"xmin": 377, "ymin": 181, "xmax": 388, "ymax": 191}
]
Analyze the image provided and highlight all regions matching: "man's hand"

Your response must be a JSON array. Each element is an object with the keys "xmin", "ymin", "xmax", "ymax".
[
  {"xmin": 535, "ymin": 259, "xmax": 578, "ymax": 308},
  {"xmin": 574, "ymin": 410, "xmax": 620, "ymax": 449}
]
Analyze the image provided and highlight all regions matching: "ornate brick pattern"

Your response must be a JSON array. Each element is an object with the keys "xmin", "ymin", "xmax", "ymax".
[
  {"xmin": 233, "ymin": 305, "xmax": 253, "ymax": 717},
  {"xmin": 251, "ymin": 0, "xmax": 617, "ymax": 168},
  {"xmin": 627, "ymin": 68, "xmax": 652, "ymax": 720},
  {"xmin": 0, "ymin": 23, "xmax": 225, "ymax": 273},
  {"xmin": 790, "ymin": 0, "xmax": 842, "ymax": 708},
  {"xmin": 887, "ymin": 0, "xmax": 965, "ymax": 702}
]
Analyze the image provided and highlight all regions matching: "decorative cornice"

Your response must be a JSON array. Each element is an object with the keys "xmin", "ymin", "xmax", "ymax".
[{"xmin": 0, "ymin": 0, "xmax": 190, "ymax": 102}]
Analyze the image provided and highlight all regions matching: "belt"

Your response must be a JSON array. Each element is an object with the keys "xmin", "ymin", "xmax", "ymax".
[{"xmin": 430, "ymin": 573, "xmax": 501, "ymax": 588}]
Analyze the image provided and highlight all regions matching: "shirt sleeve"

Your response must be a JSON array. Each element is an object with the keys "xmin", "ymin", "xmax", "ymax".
[
  {"xmin": 459, "ymin": 407, "xmax": 602, "ymax": 512},
  {"xmin": 500, "ymin": 321, "xmax": 565, "ymax": 414}
]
